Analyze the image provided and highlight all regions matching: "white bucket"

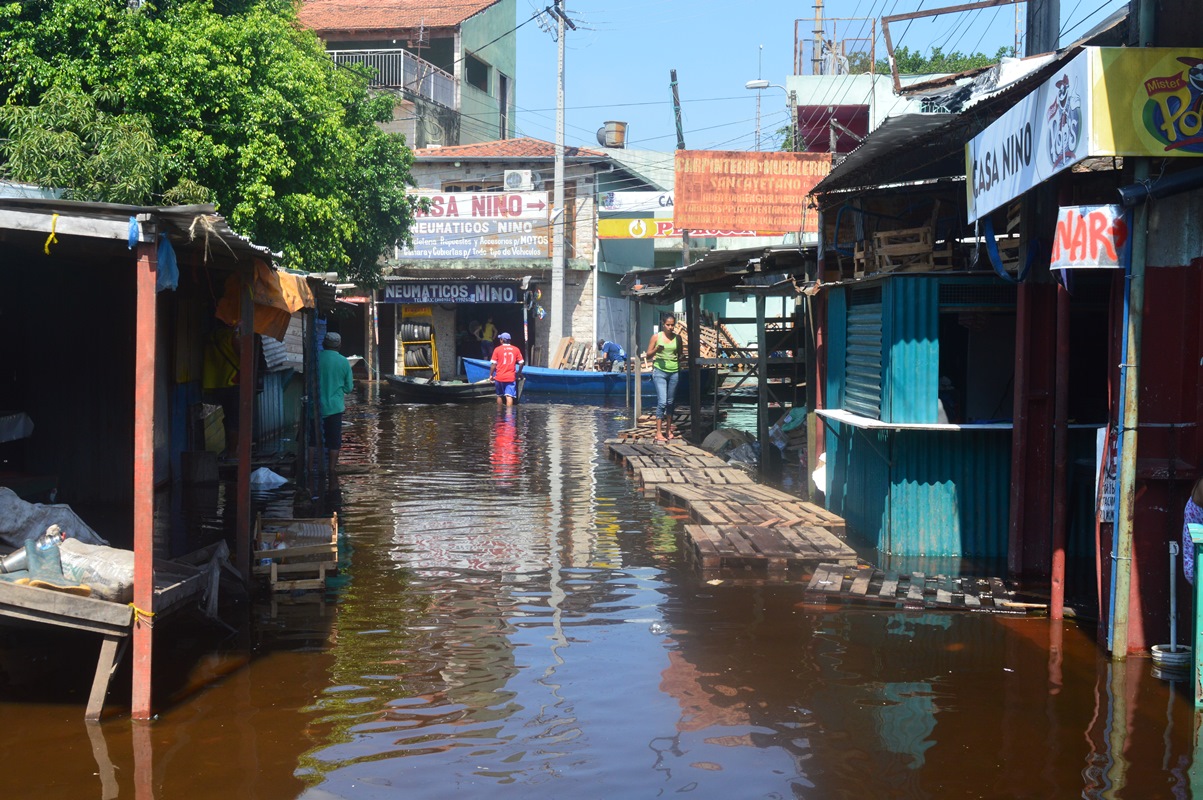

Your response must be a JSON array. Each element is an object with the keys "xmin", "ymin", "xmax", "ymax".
[{"xmin": 1151, "ymin": 643, "xmax": 1192, "ymax": 672}]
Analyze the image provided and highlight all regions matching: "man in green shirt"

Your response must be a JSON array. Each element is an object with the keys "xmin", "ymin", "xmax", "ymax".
[{"xmin": 317, "ymin": 331, "xmax": 354, "ymax": 481}]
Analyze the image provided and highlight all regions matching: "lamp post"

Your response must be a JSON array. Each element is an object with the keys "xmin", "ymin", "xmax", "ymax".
[{"xmin": 745, "ymin": 79, "xmax": 797, "ymax": 152}]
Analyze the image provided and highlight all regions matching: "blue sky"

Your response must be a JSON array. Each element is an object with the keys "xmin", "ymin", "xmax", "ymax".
[{"xmin": 510, "ymin": 0, "xmax": 1128, "ymax": 153}]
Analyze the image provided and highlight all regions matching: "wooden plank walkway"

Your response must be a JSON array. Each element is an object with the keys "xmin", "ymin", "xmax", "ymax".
[
  {"xmin": 606, "ymin": 439, "xmax": 856, "ymax": 577},
  {"xmin": 804, "ymin": 563, "xmax": 1026, "ymax": 613}
]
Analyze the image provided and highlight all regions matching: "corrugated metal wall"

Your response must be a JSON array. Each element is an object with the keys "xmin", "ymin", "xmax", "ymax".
[
  {"xmin": 846, "ymin": 287, "xmax": 883, "ymax": 419},
  {"xmin": 887, "ymin": 430, "xmax": 1012, "ymax": 558},
  {"xmin": 884, "ymin": 277, "xmax": 938, "ymax": 424}
]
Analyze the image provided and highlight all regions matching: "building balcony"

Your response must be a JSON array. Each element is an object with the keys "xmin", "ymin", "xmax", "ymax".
[{"xmin": 327, "ymin": 49, "xmax": 457, "ymax": 108}]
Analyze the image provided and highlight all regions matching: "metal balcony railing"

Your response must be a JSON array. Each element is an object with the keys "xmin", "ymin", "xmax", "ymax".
[{"xmin": 327, "ymin": 49, "xmax": 457, "ymax": 108}]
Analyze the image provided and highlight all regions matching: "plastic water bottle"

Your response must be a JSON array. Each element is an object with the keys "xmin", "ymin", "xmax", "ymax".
[{"xmin": 36, "ymin": 525, "xmax": 64, "ymax": 551}]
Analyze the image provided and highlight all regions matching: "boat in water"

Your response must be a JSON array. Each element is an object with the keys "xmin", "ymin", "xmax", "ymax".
[
  {"xmin": 384, "ymin": 374, "xmax": 523, "ymax": 404},
  {"xmin": 461, "ymin": 357, "xmax": 656, "ymax": 398}
]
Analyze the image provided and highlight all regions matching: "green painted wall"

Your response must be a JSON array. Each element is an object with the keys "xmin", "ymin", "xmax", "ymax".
[{"xmin": 459, "ymin": 0, "xmax": 516, "ymax": 142}]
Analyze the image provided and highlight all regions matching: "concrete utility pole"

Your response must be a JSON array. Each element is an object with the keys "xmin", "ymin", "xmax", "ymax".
[
  {"xmin": 549, "ymin": 0, "xmax": 567, "ymax": 355},
  {"xmin": 671, "ymin": 70, "xmax": 690, "ymax": 266},
  {"xmin": 1110, "ymin": 0, "xmax": 1155, "ymax": 660},
  {"xmin": 1024, "ymin": 0, "xmax": 1060, "ymax": 54}
]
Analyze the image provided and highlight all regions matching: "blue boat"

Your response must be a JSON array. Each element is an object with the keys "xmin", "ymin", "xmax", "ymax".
[{"xmin": 462, "ymin": 357, "xmax": 658, "ymax": 398}]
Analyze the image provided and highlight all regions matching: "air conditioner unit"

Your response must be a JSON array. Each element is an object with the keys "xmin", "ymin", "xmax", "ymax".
[{"xmin": 504, "ymin": 169, "xmax": 534, "ymax": 191}]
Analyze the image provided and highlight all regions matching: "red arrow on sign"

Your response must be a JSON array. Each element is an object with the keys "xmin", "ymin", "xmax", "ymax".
[{"xmin": 526, "ymin": 200, "xmax": 547, "ymax": 211}]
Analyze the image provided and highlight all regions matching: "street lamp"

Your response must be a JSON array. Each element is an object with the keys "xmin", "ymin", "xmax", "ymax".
[{"xmin": 745, "ymin": 80, "xmax": 797, "ymax": 152}]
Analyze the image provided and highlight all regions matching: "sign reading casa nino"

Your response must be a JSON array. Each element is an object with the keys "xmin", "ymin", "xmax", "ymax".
[{"xmin": 673, "ymin": 151, "xmax": 832, "ymax": 234}]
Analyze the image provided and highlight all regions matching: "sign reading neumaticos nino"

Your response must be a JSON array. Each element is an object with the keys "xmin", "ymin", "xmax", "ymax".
[{"xmin": 673, "ymin": 151, "xmax": 832, "ymax": 234}]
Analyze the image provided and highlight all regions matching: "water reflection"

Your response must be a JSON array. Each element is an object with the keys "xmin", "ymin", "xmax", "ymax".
[{"xmin": 4, "ymin": 399, "xmax": 1203, "ymax": 798}]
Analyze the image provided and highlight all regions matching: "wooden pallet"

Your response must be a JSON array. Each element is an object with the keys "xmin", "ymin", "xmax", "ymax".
[
  {"xmin": 804, "ymin": 563, "xmax": 1026, "ymax": 613},
  {"xmin": 656, "ymin": 481, "xmax": 846, "ymax": 535},
  {"xmin": 685, "ymin": 523, "xmax": 855, "ymax": 573},
  {"xmin": 875, "ymin": 226, "xmax": 933, "ymax": 272},
  {"xmin": 636, "ymin": 466, "xmax": 753, "ymax": 492},
  {"xmin": 252, "ymin": 514, "xmax": 338, "ymax": 592}
]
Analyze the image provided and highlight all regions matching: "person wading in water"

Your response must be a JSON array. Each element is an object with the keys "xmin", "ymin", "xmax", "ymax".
[{"xmin": 644, "ymin": 314, "xmax": 681, "ymax": 443}]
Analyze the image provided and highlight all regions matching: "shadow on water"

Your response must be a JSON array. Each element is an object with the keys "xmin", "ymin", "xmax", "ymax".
[{"xmin": 1, "ymin": 393, "xmax": 1201, "ymax": 798}]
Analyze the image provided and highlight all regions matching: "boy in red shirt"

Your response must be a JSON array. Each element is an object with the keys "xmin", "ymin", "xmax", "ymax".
[{"xmin": 489, "ymin": 332, "xmax": 525, "ymax": 406}]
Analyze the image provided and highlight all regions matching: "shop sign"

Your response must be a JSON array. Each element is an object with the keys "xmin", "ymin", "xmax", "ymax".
[
  {"xmin": 1091, "ymin": 47, "xmax": 1203, "ymax": 157},
  {"xmin": 673, "ymin": 150, "xmax": 830, "ymax": 234},
  {"xmin": 597, "ymin": 218, "xmax": 761, "ymax": 239},
  {"xmin": 967, "ymin": 48, "xmax": 1203, "ymax": 222},
  {"xmin": 966, "ymin": 50, "xmax": 1091, "ymax": 222},
  {"xmin": 598, "ymin": 191, "xmax": 674, "ymax": 215},
  {"xmin": 1049, "ymin": 205, "xmax": 1131, "ymax": 269},
  {"xmin": 380, "ymin": 282, "xmax": 521, "ymax": 304},
  {"xmin": 399, "ymin": 191, "xmax": 550, "ymax": 259}
]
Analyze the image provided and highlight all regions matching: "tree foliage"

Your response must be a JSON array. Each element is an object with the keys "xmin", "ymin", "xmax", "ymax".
[
  {"xmin": 0, "ymin": 0, "xmax": 418, "ymax": 284},
  {"xmin": 878, "ymin": 46, "xmax": 1014, "ymax": 76}
]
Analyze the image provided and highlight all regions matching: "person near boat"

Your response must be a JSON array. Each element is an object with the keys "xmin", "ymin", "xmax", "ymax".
[
  {"xmin": 317, "ymin": 332, "xmax": 354, "ymax": 481},
  {"xmin": 644, "ymin": 315, "xmax": 681, "ymax": 442},
  {"xmin": 489, "ymin": 332, "xmax": 524, "ymax": 407},
  {"xmin": 596, "ymin": 339, "xmax": 626, "ymax": 373}
]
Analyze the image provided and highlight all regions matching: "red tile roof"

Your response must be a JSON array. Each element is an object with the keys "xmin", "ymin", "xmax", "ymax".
[
  {"xmin": 298, "ymin": 0, "xmax": 500, "ymax": 33},
  {"xmin": 416, "ymin": 137, "xmax": 608, "ymax": 160}
]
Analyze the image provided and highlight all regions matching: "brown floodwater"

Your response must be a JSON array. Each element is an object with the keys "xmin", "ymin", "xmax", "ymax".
[{"xmin": 0, "ymin": 393, "xmax": 1198, "ymax": 799}]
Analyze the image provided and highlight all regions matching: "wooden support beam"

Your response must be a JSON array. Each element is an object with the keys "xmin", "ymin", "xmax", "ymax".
[
  {"xmin": 236, "ymin": 273, "xmax": 254, "ymax": 581},
  {"xmin": 687, "ymin": 289, "xmax": 702, "ymax": 444},
  {"xmin": 132, "ymin": 240, "xmax": 156, "ymax": 719}
]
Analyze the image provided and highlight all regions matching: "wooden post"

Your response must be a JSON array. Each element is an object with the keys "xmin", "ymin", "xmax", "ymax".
[
  {"xmin": 687, "ymin": 289, "xmax": 702, "ymax": 444},
  {"xmin": 1051, "ymin": 280, "xmax": 1070, "ymax": 618},
  {"xmin": 131, "ymin": 240, "xmax": 157, "ymax": 719},
  {"xmin": 236, "ymin": 274, "xmax": 254, "ymax": 581},
  {"xmin": 756, "ymin": 294, "xmax": 769, "ymax": 473}
]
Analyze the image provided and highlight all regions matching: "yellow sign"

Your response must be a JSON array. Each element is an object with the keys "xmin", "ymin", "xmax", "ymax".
[
  {"xmin": 402, "ymin": 305, "xmax": 433, "ymax": 318},
  {"xmin": 1091, "ymin": 48, "xmax": 1203, "ymax": 157}
]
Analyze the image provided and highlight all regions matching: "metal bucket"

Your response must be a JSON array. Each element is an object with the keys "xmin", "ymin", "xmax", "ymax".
[
  {"xmin": 1151, "ymin": 643, "xmax": 1191, "ymax": 673},
  {"xmin": 0, "ymin": 547, "xmax": 27, "ymax": 574}
]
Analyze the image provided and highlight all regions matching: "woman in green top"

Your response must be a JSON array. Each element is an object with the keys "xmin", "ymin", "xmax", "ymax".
[{"xmin": 644, "ymin": 314, "xmax": 681, "ymax": 442}]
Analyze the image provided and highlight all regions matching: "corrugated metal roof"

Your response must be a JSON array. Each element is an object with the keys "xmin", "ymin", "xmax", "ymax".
[
  {"xmin": 0, "ymin": 197, "xmax": 274, "ymax": 265},
  {"xmin": 812, "ymin": 46, "xmax": 1088, "ymax": 197}
]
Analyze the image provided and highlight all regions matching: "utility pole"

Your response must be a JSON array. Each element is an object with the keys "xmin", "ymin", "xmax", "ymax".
[
  {"xmin": 1110, "ymin": 0, "xmax": 1155, "ymax": 660},
  {"xmin": 812, "ymin": 0, "xmax": 823, "ymax": 74},
  {"xmin": 549, "ymin": 0, "xmax": 567, "ymax": 354},
  {"xmin": 1025, "ymin": 0, "xmax": 1060, "ymax": 54},
  {"xmin": 670, "ymin": 69, "xmax": 690, "ymax": 267}
]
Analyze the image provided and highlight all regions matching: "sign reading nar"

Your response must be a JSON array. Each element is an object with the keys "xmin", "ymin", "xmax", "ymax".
[
  {"xmin": 1050, "ymin": 205, "xmax": 1131, "ymax": 269},
  {"xmin": 967, "ymin": 48, "xmax": 1203, "ymax": 222},
  {"xmin": 399, "ymin": 192, "xmax": 551, "ymax": 259},
  {"xmin": 673, "ymin": 151, "xmax": 831, "ymax": 234}
]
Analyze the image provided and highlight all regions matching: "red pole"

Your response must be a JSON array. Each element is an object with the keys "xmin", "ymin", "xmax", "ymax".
[
  {"xmin": 1051, "ymin": 279, "xmax": 1070, "ymax": 619},
  {"xmin": 131, "ymin": 239, "xmax": 157, "ymax": 719},
  {"xmin": 236, "ymin": 273, "xmax": 254, "ymax": 581}
]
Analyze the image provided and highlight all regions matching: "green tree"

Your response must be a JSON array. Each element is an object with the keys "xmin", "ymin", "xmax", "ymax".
[
  {"xmin": 0, "ymin": 0, "xmax": 418, "ymax": 284},
  {"xmin": 878, "ymin": 45, "xmax": 1014, "ymax": 75}
]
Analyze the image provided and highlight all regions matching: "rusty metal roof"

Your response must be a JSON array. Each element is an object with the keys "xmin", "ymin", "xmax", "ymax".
[
  {"xmin": 416, "ymin": 137, "xmax": 608, "ymax": 162},
  {"xmin": 298, "ymin": 0, "xmax": 501, "ymax": 33}
]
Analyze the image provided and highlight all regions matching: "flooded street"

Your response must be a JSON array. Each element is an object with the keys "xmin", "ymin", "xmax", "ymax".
[{"xmin": 2, "ymin": 395, "xmax": 1200, "ymax": 799}]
